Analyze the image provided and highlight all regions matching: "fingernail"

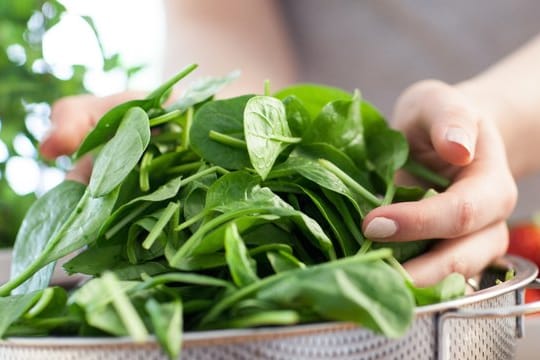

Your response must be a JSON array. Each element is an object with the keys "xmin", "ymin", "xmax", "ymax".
[
  {"xmin": 364, "ymin": 217, "xmax": 398, "ymax": 239},
  {"xmin": 445, "ymin": 127, "xmax": 473, "ymax": 157}
]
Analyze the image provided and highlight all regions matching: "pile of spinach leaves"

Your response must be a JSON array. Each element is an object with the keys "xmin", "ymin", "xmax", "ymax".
[{"xmin": 0, "ymin": 64, "xmax": 465, "ymax": 359}]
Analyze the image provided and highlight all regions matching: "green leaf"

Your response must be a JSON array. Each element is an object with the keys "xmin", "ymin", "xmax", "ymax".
[
  {"xmin": 69, "ymin": 277, "xmax": 139, "ymax": 336},
  {"xmin": 256, "ymin": 259, "xmax": 414, "ymax": 338},
  {"xmin": 199, "ymin": 249, "xmax": 414, "ymax": 338},
  {"xmin": 408, "ymin": 273, "xmax": 466, "ymax": 306},
  {"xmin": 205, "ymin": 171, "xmax": 259, "ymax": 210},
  {"xmin": 366, "ymin": 125, "xmax": 409, "ymax": 185},
  {"xmin": 281, "ymin": 95, "xmax": 311, "ymax": 137},
  {"xmin": 42, "ymin": 188, "xmax": 119, "ymax": 264},
  {"xmin": 24, "ymin": 286, "xmax": 68, "ymax": 319},
  {"xmin": 224, "ymin": 222, "xmax": 259, "ymax": 287},
  {"xmin": 167, "ymin": 70, "xmax": 240, "ymax": 113},
  {"xmin": 101, "ymin": 272, "xmax": 148, "ymax": 342},
  {"xmin": 100, "ymin": 175, "xmax": 183, "ymax": 239},
  {"xmin": 303, "ymin": 95, "xmax": 366, "ymax": 167},
  {"xmin": 190, "ymin": 95, "xmax": 254, "ymax": 169},
  {"xmin": 244, "ymin": 95, "xmax": 299, "ymax": 179},
  {"xmin": 0, "ymin": 291, "xmax": 41, "ymax": 338},
  {"xmin": 76, "ymin": 64, "xmax": 197, "ymax": 159},
  {"xmin": 10, "ymin": 181, "xmax": 85, "ymax": 295},
  {"xmin": 0, "ymin": 187, "xmax": 119, "ymax": 296},
  {"xmin": 89, "ymin": 107, "xmax": 151, "ymax": 197},
  {"xmin": 273, "ymin": 84, "xmax": 352, "ymax": 119},
  {"xmin": 146, "ymin": 299, "xmax": 183, "ymax": 360},
  {"xmin": 267, "ymin": 251, "xmax": 305, "ymax": 273}
]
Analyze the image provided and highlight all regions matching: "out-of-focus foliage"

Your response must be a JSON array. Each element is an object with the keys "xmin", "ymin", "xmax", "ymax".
[{"xmin": 0, "ymin": 0, "xmax": 132, "ymax": 246}]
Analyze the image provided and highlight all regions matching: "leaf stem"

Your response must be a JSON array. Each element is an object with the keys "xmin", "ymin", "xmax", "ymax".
[
  {"xmin": 105, "ymin": 204, "xmax": 151, "ymax": 240},
  {"xmin": 178, "ymin": 166, "xmax": 229, "ymax": 187},
  {"xmin": 318, "ymin": 159, "xmax": 382, "ymax": 206},
  {"xmin": 208, "ymin": 131, "xmax": 247, "ymax": 149},
  {"xmin": 143, "ymin": 202, "xmax": 180, "ymax": 249},
  {"xmin": 166, "ymin": 161, "xmax": 203, "ymax": 175},
  {"xmin": 403, "ymin": 158, "xmax": 450, "ymax": 189},
  {"xmin": 147, "ymin": 64, "xmax": 197, "ymax": 102},
  {"xmin": 386, "ymin": 256, "xmax": 414, "ymax": 283},
  {"xmin": 139, "ymin": 152, "xmax": 153, "ymax": 192},
  {"xmin": 102, "ymin": 272, "xmax": 148, "ymax": 342},
  {"xmin": 182, "ymin": 107, "xmax": 194, "ymax": 148},
  {"xmin": 174, "ymin": 211, "xmax": 207, "ymax": 232},
  {"xmin": 149, "ymin": 110, "xmax": 182, "ymax": 127}
]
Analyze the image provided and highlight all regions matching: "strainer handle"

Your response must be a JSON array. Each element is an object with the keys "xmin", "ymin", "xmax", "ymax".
[{"xmin": 437, "ymin": 282, "xmax": 540, "ymax": 360}]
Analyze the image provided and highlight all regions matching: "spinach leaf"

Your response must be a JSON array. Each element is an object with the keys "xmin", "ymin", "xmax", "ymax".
[
  {"xmin": 146, "ymin": 298, "xmax": 183, "ymax": 360},
  {"xmin": 273, "ymin": 84, "xmax": 352, "ymax": 119},
  {"xmin": 365, "ymin": 123, "xmax": 409, "ymax": 186},
  {"xmin": 166, "ymin": 70, "xmax": 240, "ymax": 113},
  {"xmin": 190, "ymin": 95, "xmax": 254, "ymax": 169},
  {"xmin": 408, "ymin": 273, "xmax": 466, "ymax": 306},
  {"xmin": 267, "ymin": 251, "xmax": 305, "ymax": 273},
  {"xmin": 200, "ymin": 249, "xmax": 414, "ymax": 338},
  {"xmin": 69, "ymin": 277, "xmax": 139, "ymax": 336},
  {"xmin": 224, "ymin": 222, "xmax": 259, "ymax": 287},
  {"xmin": 0, "ymin": 186, "xmax": 119, "ymax": 296},
  {"xmin": 303, "ymin": 94, "xmax": 366, "ymax": 167},
  {"xmin": 89, "ymin": 107, "xmax": 151, "ymax": 197},
  {"xmin": 281, "ymin": 95, "xmax": 311, "ymax": 137},
  {"xmin": 0, "ymin": 291, "xmax": 41, "ymax": 337},
  {"xmin": 244, "ymin": 95, "xmax": 299, "ymax": 179},
  {"xmin": 10, "ymin": 181, "xmax": 85, "ymax": 295},
  {"xmin": 100, "ymin": 175, "xmax": 183, "ymax": 239},
  {"xmin": 76, "ymin": 64, "xmax": 197, "ymax": 158}
]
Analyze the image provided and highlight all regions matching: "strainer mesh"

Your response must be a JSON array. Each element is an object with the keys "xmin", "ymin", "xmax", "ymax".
[{"xmin": 0, "ymin": 291, "xmax": 519, "ymax": 360}]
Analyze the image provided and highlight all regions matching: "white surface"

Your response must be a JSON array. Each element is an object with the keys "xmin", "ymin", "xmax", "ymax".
[{"xmin": 515, "ymin": 316, "xmax": 540, "ymax": 360}]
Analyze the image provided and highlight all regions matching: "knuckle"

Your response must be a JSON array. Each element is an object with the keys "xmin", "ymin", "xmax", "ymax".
[
  {"xmin": 412, "ymin": 79, "xmax": 447, "ymax": 94},
  {"xmin": 440, "ymin": 103, "xmax": 476, "ymax": 124},
  {"xmin": 453, "ymin": 197, "xmax": 475, "ymax": 235},
  {"xmin": 50, "ymin": 97, "xmax": 73, "ymax": 117},
  {"xmin": 411, "ymin": 210, "xmax": 428, "ymax": 237},
  {"xmin": 445, "ymin": 254, "xmax": 470, "ymax": 278},
  {"xmin": 394, "ymin": 79, "xmax": 447, "ymax": 118}
]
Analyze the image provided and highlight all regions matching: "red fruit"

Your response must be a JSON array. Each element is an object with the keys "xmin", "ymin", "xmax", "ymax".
[
  {"xmin": 525, "ymin": 288, "xmax": 540, "ymax": 304},
  {"xmin": 507, "ymin": 221, "xmax": 540, "ymax": 269}
]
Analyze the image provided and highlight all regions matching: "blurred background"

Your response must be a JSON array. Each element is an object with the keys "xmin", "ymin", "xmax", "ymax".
[{"xmin": 0, "ymin": 0, "xmax": 165, "ymax": 246}]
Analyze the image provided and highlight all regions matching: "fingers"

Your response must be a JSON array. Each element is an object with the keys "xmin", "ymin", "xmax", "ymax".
[
  {"xmin": 403, "ymin": 221, "xmax": 509, "ymax": 286},
  {"xmin": 365, "ymin": 79, "xmax": 517, "ymax": 242},
  {"xmin": 364, "ymin": 120, "xmax": 517, "ymax": 242},
  {"xmin": 393, "ymin": 80, "xmax": 480, "ymax": 167},
  {"xmin": 364, "ymin": 79, "xmax": 517, "ymax": 286},
  {"xmin": 65, "ymin": 155, "xmax": 93, "ymax": 185},
  {"xmin": 40, "ymin": 91, "xmax": 145, "ymax": 159},
  {"xmin": 40, "ymin": 95, "xmax": 96, "ymax": 160}
]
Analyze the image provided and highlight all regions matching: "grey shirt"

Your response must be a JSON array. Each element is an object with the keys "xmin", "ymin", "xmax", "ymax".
[{"xmin": 280, "ymin": 0, "xmax": 540, "ymax": 219}]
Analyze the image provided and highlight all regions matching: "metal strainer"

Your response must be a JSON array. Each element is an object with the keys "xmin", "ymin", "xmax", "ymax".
[{"xmin": 1, "ymin": 255, "xmax": 539, "ymax": 360}]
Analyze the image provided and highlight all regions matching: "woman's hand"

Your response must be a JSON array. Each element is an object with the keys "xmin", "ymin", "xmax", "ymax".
[
  {"xmin": 362, "ymin": 80, "xmax": 517, "ymax": 286},
  {"xmin": 40, "ymin": 91, "xmax": 144, "ymax": 161},
  {"xmin": 40, "ymin": 91, "xmax": 145, "ymax": 183}
]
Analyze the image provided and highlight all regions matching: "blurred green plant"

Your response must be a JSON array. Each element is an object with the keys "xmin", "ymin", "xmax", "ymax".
[{"xmin": 0, "ymin": 0, "xmax": 136, "ymax": 247}]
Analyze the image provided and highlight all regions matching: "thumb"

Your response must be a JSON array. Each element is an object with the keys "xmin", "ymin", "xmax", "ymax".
[{"xmin": 394, "ymin": 80, "xmax": 479, "ymax": 167}]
